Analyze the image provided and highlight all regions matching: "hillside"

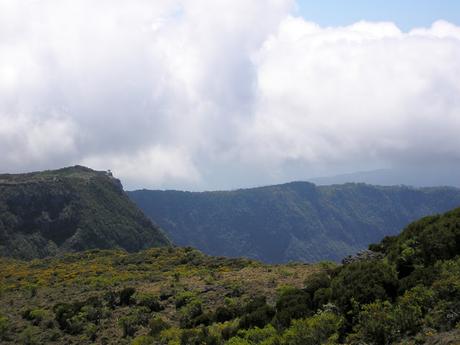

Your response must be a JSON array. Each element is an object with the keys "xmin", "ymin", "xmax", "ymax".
[
  {"xmin": 128, "ymin": 182, "xmax": 460, "ymax": 263},
  {"xmin": 0, "ymin": 166, "xmax": 170, "ymax": 259},
  {"xmin": 0, "ymin": 208, "xmax": 459, "ymax": 344}
]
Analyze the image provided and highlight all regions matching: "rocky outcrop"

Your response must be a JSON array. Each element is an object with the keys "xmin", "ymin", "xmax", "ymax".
[{"xmin": 341, "ymin": 249, "xmax": 384, "ymax": 265}]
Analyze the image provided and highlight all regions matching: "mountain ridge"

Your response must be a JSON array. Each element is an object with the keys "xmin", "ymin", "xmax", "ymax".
[
  {"xmin": 129, "ymin": 181, "xmax": 460, "ymax": 263},
  {"xmin": 0, "ymin": 166, "xmax": 170, "ymax": 259}
]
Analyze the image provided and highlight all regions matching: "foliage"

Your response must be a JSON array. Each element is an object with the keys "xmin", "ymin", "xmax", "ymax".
[
  {"xmin": 0, "ymin": 314, "xmax": 9, "ymax": 340},
  {"xmin": 238, "ymin": 297, "xmax": 275, "ymax": 330},
  {"xmin": 132, "ymin": 335, "xmax": 155, "ymax": 345},
  {"xmin": 331, "ymin": 260, "xmax": 398, "ymax": 313},
  {"xmin": 1, "ymin": 206, "xmax": 460, "ymax": 344},
  {"xmin": 136, "ymin": 292, "xmax": 163, "ymax": 312},
  {"xmin": 273, "ymin": 288, "xmax": 312, "ymax": 329},
  {"xmin": 282, "ymin": 311, "xmax": 342, "ymax": 345},
  {"xmin": 148, "ymin": 316, "xmax": 170, "ymax": 336},
  {"xmin": 129, "ymin": 183, "xmax": 460, "ymax": 263},
  {"xmin": 180, "ymin": 299, "xmax": 204, "ymax": 328},
  {"xmin": 120, "ymin": 287, "xmax": 136, "ymax": 306},
  {"xmin": 0, "ymin": 166, "xmax": 170, "ymax": 260},
  {"xmin": 119, "ymin": 315, "xmax": 139, "ymax": 338}
]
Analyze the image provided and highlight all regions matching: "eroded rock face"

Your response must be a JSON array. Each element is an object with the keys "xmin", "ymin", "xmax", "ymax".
[
  {"xmin": 341, "ymin": 249, "xmax": 384, "ymax": 265},
  {"xmin": 0, "ymin": 166, "xmax": 170, "ymax": 259}
]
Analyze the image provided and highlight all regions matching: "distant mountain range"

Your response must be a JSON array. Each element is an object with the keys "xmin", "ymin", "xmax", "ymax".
[
  {"xmin": 0, "ymin": 166, "xmax": 169, "ymax": 259},
  {"xmin": 129, "ymin": 182, "xmax": 460, "ymax": 263},
  {"xmin": 309, "ymin": 167, "xmax": 460, "ymax": 187}
]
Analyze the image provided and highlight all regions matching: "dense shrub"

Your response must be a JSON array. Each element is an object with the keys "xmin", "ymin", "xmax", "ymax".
[
  {"xmin": 136, "ymin": 292, "xmax": 163, "ymax": 312},
  {"xmin": 0, "ymin": 314, "xmax": 9, "ymax": 340},
  {"xmin": 282, "ymin": 311, "xmax": 342, "ymax": 345},
  {"xmin": 273, "ymin": 288, "xmax": 312, "ymax": 329},
  {"xmin": 180, "ymin": 300, "xmax": 204, "ymax": 328},
  {"xmin": 312, "ymin": 287, "xmax": 332, "ymax": 309},
  {"xmin": 175, "ymin": 291, "xmax": 196, "ymax": 309},
  {"xmin": 351, "ymin": 301, "xmax": 398, "ymax": 345},
  {"xmin": 54, "ymin": 302, "xmax": 81, "ymax": 331},
  {"xmin": 239, "ymin": 304, "xmax": 275, "ymax": 330},
  {"xmin": 180, "ymin": 328, "xmax": 218, "ymax": 345},
  {"xmin": 104, "ymin": 290, "xmax": 118, "ymax": 308},
  {"xmin": 383, "ymin": 210, "xmax": 460, "ymax": 276},
  {"xmin": 214, "ymin": 306, "xmax": 236, "ymax": 323},
  {"xmin": 120, "ymin": 287, "xmax": 136, "ymax": 306},
  {"xmin": 53, "ymin": 297, "xmax": 104, "ymax": 335},
  {"xmin": 148, "ymin": 316, "xmax": 170, "ymax": 336},
  {"xmin": 132, "ymin": 335, "xmax": 155, "ymax": 345},
  {"xmin": 304, "ymin": 271, "xmax": 331, "ymax": 295},
  {"xmin": 18, "ymin": 326, "xmax": 41, "ymax": 345},
  {"xmin": 119, "ymin": 315, "xmax": 139, "ymax": 338},
  {"xmin": 229, "ymin": 324, "xmax": 279, "ymax": 344},
  {"xmin": 244, "ymin": 296, "xmax": 268, "ymax": 314},
  {"xmin": 331, "ymin": 260, "xmax": 398, "ymax": 313},
  {"xmin": 25, "ymin": 308, "xmax": 49, "ymax": 326}
]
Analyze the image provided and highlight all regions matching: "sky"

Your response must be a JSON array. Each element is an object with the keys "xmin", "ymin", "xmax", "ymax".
[
  {"xmin": 297, "ymin": 0, "xmax": 460, "ymax": 32},
  {"xmin": 1, "ymin": 0, "xmax": 460, "ymax": 190}
]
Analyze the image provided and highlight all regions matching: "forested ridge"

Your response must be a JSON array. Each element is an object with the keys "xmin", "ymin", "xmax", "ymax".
[
  {"xmin": 129, "ymin": 182, "xmax": 460, "ymax": 262},
  {"xmin": 0, "ymin": 166, "xmax": 170, "ymax": 259}
]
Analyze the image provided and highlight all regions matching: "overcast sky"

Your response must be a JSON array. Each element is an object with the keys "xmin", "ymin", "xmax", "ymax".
[{"xmin": 1, "ymin": 0, "xmax": 460, "ymax": 190}]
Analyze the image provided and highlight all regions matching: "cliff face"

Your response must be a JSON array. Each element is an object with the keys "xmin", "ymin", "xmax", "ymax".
[{"xmin": 0, "ymin": 166, "xmax": 169, "ymax": 259}]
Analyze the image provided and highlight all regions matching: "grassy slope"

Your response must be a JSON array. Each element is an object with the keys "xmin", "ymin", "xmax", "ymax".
[
  {"xmin": 0, "ymin": 208, "xmax": 459, "ymax": 344},
  {"xmin": 0, "ymin": 247, "xmax": 321, "ymax": 344},
  {"xmin": 129, "ymin": 182, "xmax": 460, "ymax": 263}
]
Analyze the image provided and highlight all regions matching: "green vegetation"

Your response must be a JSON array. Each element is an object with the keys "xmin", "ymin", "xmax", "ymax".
[
  {"xmin": 0, "ymin": 246, "xmax": 320, "ymax": 344},
  {"xmin": 129, "ymin": 182, "xmax": 460, "ymax": 262},
  {"xmin": 0, "ymin": 166, "xmax": 170, "ymax": 259},
  {"xmin": 1, "ymin": 207, "xmax": 460, "ymax": 343},
  {"xmin": 1, "ymin": 164, "xmax": 460, "ymax": 344}
]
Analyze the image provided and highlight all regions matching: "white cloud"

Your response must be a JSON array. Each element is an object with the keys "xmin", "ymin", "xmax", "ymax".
[
  {"xmin": 0, "ymin": 1, "xmax": 459, "ymax": 189},
  {"xmin": 0, "ymin": 113, "xmax": 77, "ymax": 169},
  {"xmin": 81, "ymin": 146, "xmax": 201, "ymax": 188},
  {"xmin": 241, "ymin": 18, "xmax": 460, "ymax": 174}
]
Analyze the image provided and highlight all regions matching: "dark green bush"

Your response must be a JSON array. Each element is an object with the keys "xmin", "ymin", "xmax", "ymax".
[
  {"xmin": 304, "ymin": 271, "xmax": 331, "ymax": 295},
  {"xmin": 180, "ymin": 300, "xmax": 203, "ymax": 328},
  {"xmin": 119, "ymin": 315, "xmax": 139, "ymax": 338},
  {"xmin": 239, "ymin": 305, "xmax": 275, "ymax": 330},
  {"xmin": 244, "ymin": 296, "xmax": 268, "ymax": 314},
  {"xmin": 0, "ymin": 314, "xmax": 9, "ymax": 340},
  {"xmin": 351, "ymin": 301, "xmax": 397, "ymax": 345},
  {"xmin": 273, "ymin": 288, "xmax": 312, "ymax": 329},
  {"xmin": 214, "ymin": 306, "xmax": 235, "ymax": 323},
  {"xmin": 331, "ymin": 260, "xmax": 398, "ymax": 313},
  {"xmin": 175, "ymin": 291, "xmax": 196, "ymax": 309},
  {"xmin": 104, "ymin": 290, "xmax": 117, "ymax": 308},
  {"xmin": 54, "ymin": 302, "xmax": 80, "ymax": 331},
  {"xmin": 148, "ymin": 316, "xmax": 170, "ymax": 336},
  {"xmin": 312, "ymin": 287, "xmax": 331, "ymax": 309},
  {"xmin": 120, "ymin": 287, "xmax": 136, "ymax": 306},
  {"xmin": 137, "ymin": 293, "xmax": 163, "ymax": 312},
  {"xmin": 180, "ymin": 328, "xmax": 218, "ymax": 345}
]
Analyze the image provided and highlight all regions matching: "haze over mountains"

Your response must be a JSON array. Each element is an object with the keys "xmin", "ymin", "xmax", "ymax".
[
  {"xmin": 310, "ymin": 167, "xmax": 460, "ymax": 188},
  {"xmin": 129, "ymin": 182, "xmax": 460, "ymax": 263}
]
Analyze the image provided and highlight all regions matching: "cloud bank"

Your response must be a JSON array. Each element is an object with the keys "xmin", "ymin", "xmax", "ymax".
[{"xmin": 1, "ymin": 1, "xmax": 459, "ymax": 189}]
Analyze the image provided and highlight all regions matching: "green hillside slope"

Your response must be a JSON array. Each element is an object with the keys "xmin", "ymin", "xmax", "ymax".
[
  {"xmin": 1, "ymin": 207, "xmax": 459, "ymax": 344},
  {"xmin": 129, "ymin": 182, "xmax": 460, "ymax": 263},
  {"xmin": 0, "ymin": 166, "xmax": 170, "ymax": 259}
]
